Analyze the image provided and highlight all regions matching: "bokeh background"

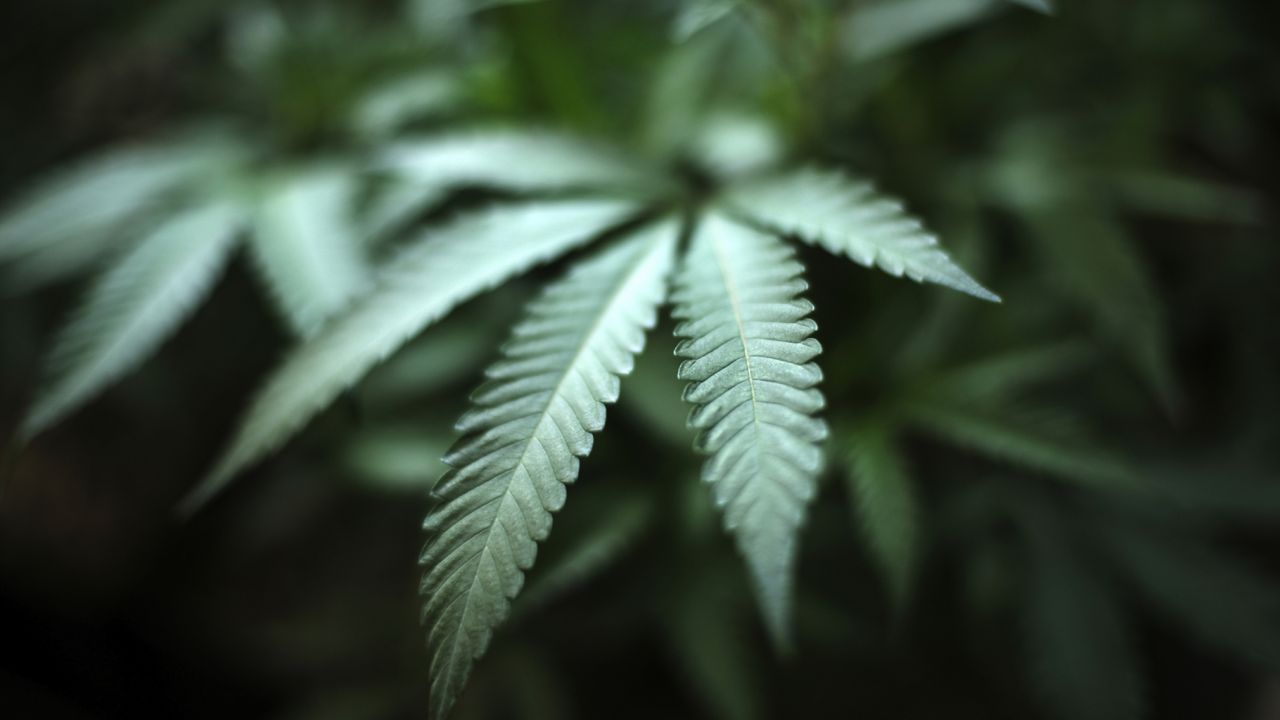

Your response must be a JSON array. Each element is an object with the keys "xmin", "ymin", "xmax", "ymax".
[{"xmin": 2, "ymin": 1, "xmax": 1279, "ymax": 718}]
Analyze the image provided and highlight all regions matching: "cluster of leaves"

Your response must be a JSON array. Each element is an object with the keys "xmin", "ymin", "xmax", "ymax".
[{"xmin": 3, "ymin": 1, "xmax": 1279, "ymax": 719}]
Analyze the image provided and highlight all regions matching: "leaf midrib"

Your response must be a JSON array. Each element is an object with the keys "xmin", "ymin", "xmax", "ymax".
[
  {"xmin": 707, "ymin": 226, "xmax": 764, "ymax": 477},
  {"xmin": 439, "ymin": 234, "xmax": 661, "ymax": 679}
]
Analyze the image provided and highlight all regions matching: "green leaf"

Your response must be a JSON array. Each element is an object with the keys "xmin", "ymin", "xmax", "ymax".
[
  {"xmin": 664, "ymin": 562, "xmax": 766, "ymax": 720},
  {"xmin": 380, "ymin": 129, "xmax": 653, "ymax": 196},
  {"xmin": 351, "ymin": 70, "xmax": 461, "ymax": 139},
  {"xmin": 359, "ymin": 181, "xmax": 450, "ymax": 247},
  {"xmin": 186, "ymin": 199, "xmax": 638, "ymax": 511},
  {"xmin": 844, "ymin": 423, "xmax": 919, "ymax": 608},
  {"xmin": 250, "ymin": 168, "xmax": 372, "ymax": 337},
  {"xmin": 0, "ymin": 137, "xmax": 235, "ymax": 291},
  {"xmin": 690, "ymin": 111, "xmax": 783, "ymax": 179},
  {"xmin": 1009, "ymin": 0, "xmax": 1053, "ymax": 14},
  {"xmin": 725, "ymin": 169, "xmax": 1000, "ymax": 302},
  {"xmin": 1027, "ymin": 209, "xmax": 1178, "ymax": 411},
  {"xmin": 672, "ymin": 0, "xmax": 740, "ymax": 42},
  {"xmin": 1017, "ymin": 499, "xmax": 1142, "ymax": 720},
  {"xmin": 903, "ymin": 401, "xmax": 1135, "ymax": 489},
  {"xmin": 1106, "ymin": 524, "xmax": 1280, "ymax": 668},
  {"xmin": 513, "ymin": 487, "xmax": 656, "ymax": 620},
  {"xmin": 419, "ymin": 220, "xmax": 677, "ymax": 719},
  {"xmin": 915, "ymin": 341, "xmax": 1093, "ymax": 405},
  {"xmin": 22, "ymin": 202, "xmax": 243, "ymax": 438},
  {"xmin": 843, "ymin": 0, "xmax": 1001, "ymax": 62},
  {"xmin": 673, "ymin": 213, "xmax": 828, "ymax": 648}
]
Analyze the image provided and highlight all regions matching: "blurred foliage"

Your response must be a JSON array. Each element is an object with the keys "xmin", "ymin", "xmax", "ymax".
[{"xmin": 2, "ymin": 0, "xmax": 1279, "ymax": 719}]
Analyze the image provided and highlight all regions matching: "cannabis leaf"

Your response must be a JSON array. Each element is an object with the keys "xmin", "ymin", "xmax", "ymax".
[
  {"xmin": 1105, "ymin": 523, "xmax": 1280, "ymax": 668},
  {"xmin": 21, "ymin": 202, "xmax": 243, "ymax": 438},
  {"xmin": 844, "ymin": 0, "xmax": 1049, "ymax": 62},
  {"xmin": 904, "ymin": 401, "xmax": 1134, "ymax": 489},
  {"xmin": 380, "ymin": 129, "xmax": 651, "ymax": 195},
  {"xmin": 724, "ymin": 168, "xmax": 1001, "ymax": 302},
  {"xmin": 844, "ymin": 423, "xmax": 919, "ymax": 608},
  {"xmin": 672, "ymin": 0, "xmax": 740, "ymax": 41},
  {"xmin": 420, "ymin": 220, "xmax": 676, "ymax": 718},
  {"xmin": 673, "ymin": 213, "xmax": 828, "ymax": 648},
  {"xmin": 250, "ymin": 168, "xmax": 371, "ymax": 337},
  {"xmin": 0, "ymin": 136, "xmax": 237, "ymax": 292},
  {"xmin": 362, "ymin": 128, "xmax": 655, "ymax": 247},
  {"xmin": 186, "ymin": 199, "xmax": 640, "ymax": 510}
]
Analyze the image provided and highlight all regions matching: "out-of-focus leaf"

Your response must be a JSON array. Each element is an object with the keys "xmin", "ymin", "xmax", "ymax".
[
  {"xmin": 672, "ymin": 0, "xmax": 740, "ymax": 42},
  {"xmin": 408, "ymin": 0, "xmax": 543, "ymax": 40},
  {"xmin": 915, "ymin": 341, "xmax": 1094, "ymax": 405},
  {"xmin": 227, "ymin": 4, "xmax": 288, "ymax": 74},
  {"xmin": 352, "ymin": 71, "xmax": 462, "ymax": 139},
  {"xmin": 359, "ymin": 303, "xmax": 508, "ymax": 407},
  {"xmin": 1104, "ymin": 169, "xmax": 1263, "ymax": 225},
  {"xmin": 380, "ymin": 129, "xmax": 655, "ymax": 196},
  {"xmin": 904, "ymin": 401, "xmax": 1136, "ymax": 489},
  {"xmin": 1027, "ymin": 209, "xmax": 1178, "ymax": 412},
  {"xmin": 513, "ymin": 487, "xmax": 656, "ymax": 619},
  {"xmin": 691, "ymin": 111, "xmax": 783, "ymax": 178},
  {"xmin": 643, "ymin": 26, "xmax": 733, "ymax": 158},
  {"xmin": 843, "ymin": 0, "xmax": 999, "ymax": 62},
  {"xmin": 22, "ymin": 202, "xmax": 244, "ymax": 438},
  {"xmin": 359, "ymin": 181, "xmax": 450, "ymax": 247},
  {"xmin": 1008, "ymin": 0, "xmax": 1053, "ymax": 14},
  {"xmin": 187, "ymin": 199, "xmax": 639, "ymax": 510},
  {"xmin": 1106, "ymin": 524, "xmax": 1280, "ymax": 668},
  {"xmin": 844, "ymin": 423, "xmax": 920, "ymax": 609},
  {"xmin": 0, "ymin": 137, "xmax": 238, "ymax": 291},
  {"xmin": 1017, "ymin": 497, "xmax": 1143, "ymax": 720},
  {"xmin": 342, "ymin": 423, "xmax": 452, "ymax": 493},
  {"xmin": 663, "ymin": 562, "xmax": 766, "ymax": 720},
  {"xmin": 251, "ymin": 167, "xmax": 371, "ymax": 337},
  {"xmin": 618, "ymin": 329, "xmax": 694, "ymax": 448}
]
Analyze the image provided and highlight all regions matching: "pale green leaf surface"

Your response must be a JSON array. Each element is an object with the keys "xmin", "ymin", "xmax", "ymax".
[
  {"xmin": 725, "ymin": 169, "xmax": 1000, "ymax": 301},
  {"xmin": 0, "ymin": 139, "xmax": 236, "ymax": 291},
  {"xmin": 22, "ymin": 202, "xmax": 243, "ymax": 438},
  {"xmin": 691, "ymin": 111, "xmax": 783, "ymax": 179},
  {"xmin": 251, "ymin": 168, "xmax": 371, "ymax": 337},
  {"xmin": 845, "ymin": 424, "xmax": 919, "ymax": 608},
  {"xmin": 672, "ymin": 0, "xmax": 740, "ymax": 41},
  {"xmin": 342, "ymin": 423, "xmax": 452, "ymax": 493},
  {"xmin": 419, "ymin": 220, "xmax": 678, "ymax": 719},
  {"xmin": 0, "ymin": 142, "xmax": 213, "ymax": 262},
  {"xmin": 352, "ymin": 70, "xmax": 461, "ymax": 138},
  {"xmin": 844, "ymin": 0, "xmax": 1000, "ymax": 61},
  {"xmin": 844, "ymin": 0, "xmax": 1044, "ymax": 61},
  {"xmin": 360, "ymin": 181, "xmax": 449, "ymax": 247},
  {"xmin": 673, "ymin": 213, "xmax": 828, "ymax": 648},
  {"xmin": 380, "ymin": 130, "xmax": 653, "ymax": 196},
  {"xmin": 187, "ymin": 199, "xmax": 638, "ymax": 511}
]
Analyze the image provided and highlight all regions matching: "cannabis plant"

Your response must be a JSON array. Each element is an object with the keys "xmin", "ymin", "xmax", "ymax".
[
  {"xmin": 8, "ymin": 1, "xmax": 1279, "ymax": 719},
  {"xmin": 135, "ymin": 116, "xmax": 994, "ymax": 712},
  {"xmin": 0, "ymin": 3, "xmax": 468, "ymax": 439}
]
